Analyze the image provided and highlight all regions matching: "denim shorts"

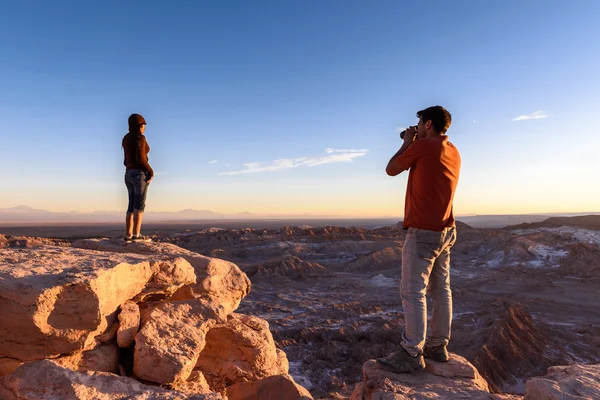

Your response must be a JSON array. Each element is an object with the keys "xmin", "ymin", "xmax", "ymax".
[{"xmin": 125, "ymin": 170, "xmax": 149, "ymax": 213}]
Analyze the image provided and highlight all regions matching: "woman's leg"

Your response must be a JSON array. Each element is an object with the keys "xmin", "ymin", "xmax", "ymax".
[
  {"xmin": 133, "ymin": 211, "xmax": 144, "ymax": 237},
  {"xmin": 126, "ymin": 213, "xmax": 134, "ymax": 237},
  {"xmin": 125, "ymin": 172, "xmax": 135, "ymax": 238},
  {"xmin": 133, "ymin": 171, "xmax": 148, "ymax": 237}
]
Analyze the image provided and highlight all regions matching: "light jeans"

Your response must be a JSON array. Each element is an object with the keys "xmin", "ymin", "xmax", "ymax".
[{"xmin": 400, "ymin": 226, "xmax": 457, "ymax": 357}]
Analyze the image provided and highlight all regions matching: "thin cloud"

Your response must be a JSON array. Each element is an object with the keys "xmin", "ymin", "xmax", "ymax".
[
  {"xmin": 325, "ymin": 148, "xmax": 368, "ymax": 154},
  {"xmin": 219, "ymin": 148, "xmax": 368, "ymax": 176},
  {"xmin": 512, "ymin": 111, "xmax": 549, "ymax": 121},
  {"xmin": 208, "ymin": 160, "xmax": 218, "ymax": 164}
]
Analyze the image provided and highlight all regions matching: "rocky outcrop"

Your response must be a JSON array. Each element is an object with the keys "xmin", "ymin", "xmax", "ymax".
[
  {"xmin": 134, "ymin": 300, "xmax": 217, "ymax": 384},
  {"xmin": 226, "ymin": 374, "xmax": 313, "ymax": 400},
  {"xmin": 0, "ymin": 360, "xmax": 222, "ymax": 400},
  {"xmin": 0, "ymin": 234, "xmax": 70, "ymax": 249},
  {"xmin": 470, "ymin": 305, "xmax": 551, "ymax": 393},
  {"xmin": 0, "ymin": 246, "xmax": 153, "ymax": 360},
  {"xmin": 525, "ymin": 364, "xmax": 600, "ymax": 399},
  {"xmin": 344, "ymin": 246, "xmax": 403, "ymax": 272},
  {"xmin": 54, "ymin": 342, "xmax": 120, "ymax": 374},
  {"xmin": 73, "ymin": 239, "xmax": 251, "ymax": 316},
  {"xmin": 245, "ymin": 256, "xmax": 332, "ymax": 284},
  {"xmin": 558, "ymin": 242, "xmax": 600, "ymax": 279},
  {"xmin": 196, "ymin": 313, "xmax": 289, "ymax": 389},
  {"xmin": 0, "ymin": 240, "xmax": 308, "ymax": 399},
  {"xmin": 172, "ymin": 370, "xmax": 213, "ymax": 395},
  {"xmin": 351, "ymin": 353, "xmax": 493, "ymax": 399},
  {"xmin": 117, "ymin": 300, "xmax": 140, "ymax": 348}
]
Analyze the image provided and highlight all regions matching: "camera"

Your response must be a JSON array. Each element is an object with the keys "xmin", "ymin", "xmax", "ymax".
[{"xmin": 399, "ymin": 126, "xmax": 418, "ymax": 139}]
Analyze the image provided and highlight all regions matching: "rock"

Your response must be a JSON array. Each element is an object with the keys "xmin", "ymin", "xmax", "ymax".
[
  {"xmin": 172, "ymin": 370, "xmax": 213, "ymax": 395},
  {"xmin": 133, "ymin": 258, "xmax": 197, "ymax": 302},
  {"xmin": 0, "ymin": 358, "xmax": 23, "ymax": 377},
  {"xmin": 133, "ymin": 300, "xmax": 218, "ymax": 384},
  {"xmin": 74, "ymin": 239, "xmax": 251, "ymax": 316},
  {"xmin": 344, "ymin": 246, "xmax": 403, "ymax": 272},
  {"xmin": 161, "ymin": 255, "xmax": 250, "ymax": 317},
  {"xmin": 196, "ymin": 313, "xmax": 289, "ymax": 390},
  {"xmin": 226, "ymin": 374, "xmax": 313, "ymax": 400},
  {"xmin": 54, "ymin": 342, "xmax": 120, "ymax": 374},
  {"xmin": 244, "ymin": 256, "xmax": 332, "ymax": 284},
  {"xmin": 525, "ymin": 364, "xmax": 600, "ymax": 399},
  {"xmin": 0, "ymin": 235, "xmax": 69, "ymax": 249},
  {"xmin": 471, "ymin": 305, "xmax": 551, "ymax": 393},
  {"xmin": 117, "ymin": 300, "xmax": 140, "ymax": 348},
  {"xmin": 350, "ymin": 354, "xmax": 493, "ymax": 399},
  {"xmin": 96, "ymin": 320, "xmax": 120, "ymax": 343},
  {"xmin": 425, "ymin": 354, "xmax": 489, "ymax": 388},
  {"xmin": 0, "ymin": 246, "xmax": 153, "ymax": 361},
  {"xmin": 0, "ymin": 360, "xmax": 222, "ymax": 399}
]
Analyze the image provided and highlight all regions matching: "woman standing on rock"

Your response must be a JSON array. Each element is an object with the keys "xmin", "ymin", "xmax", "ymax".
[{"xmin": 122, "ymin": 113, "xmax": 154, "ymax": 242}]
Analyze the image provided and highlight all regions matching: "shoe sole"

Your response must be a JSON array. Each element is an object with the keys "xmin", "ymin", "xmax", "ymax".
[
  {"xmin": 377, "ymin": 358, "xmax": 425, "ymax": 374},
  {"xmin": 424, "ymin": 351, "xmax": 449, "ymax": 362}
]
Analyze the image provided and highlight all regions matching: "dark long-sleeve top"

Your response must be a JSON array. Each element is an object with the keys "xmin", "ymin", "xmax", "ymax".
[{"xmin": 122, "ymin": 133, "xmax": 154, "ymax": 179}]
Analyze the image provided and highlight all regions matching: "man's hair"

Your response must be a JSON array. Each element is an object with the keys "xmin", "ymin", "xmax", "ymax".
[{"xmin": 416, "ymin": 106, "xmax": 452, "ymax": 134}]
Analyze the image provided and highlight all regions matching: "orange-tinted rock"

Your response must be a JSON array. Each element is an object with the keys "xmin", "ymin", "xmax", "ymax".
[
  {"xmin": 0, "ymin": 246, "xmax": 153, "ymax": 361},
  {"xmin": 117, "ymin": 300, "xmax": 140, "ymax": 348},
  {"xmin": 196, "ymin": 313, "xmax": 288, "ymax": 389},
  {"xmin": 54, "ymin": 342, "xmax": 120, "ymax": 374},
  {"xmin": 133, "ymin": 300, "xmax": 218, "ymax": 384},
  {"xmin": 172, "ymin": 370, "xmax": 213, "ymax": 395},
  {"xmin": 226, "ymin": 374, "xmax": 313, "ymax": 400},
  {"xmin": 350, "ymin": 354, "xmax": 491, "ymax": 399},
  {"xmin": 525, "ymin": 364, "xmax": 600, "ymax": 400},
  {"xmin": 0, "ymin": 360, "xmax": 222, "ymax": 399},
  {"xmin": 73, "ymin": 239, "xmax": 251, "ymax": 316}
]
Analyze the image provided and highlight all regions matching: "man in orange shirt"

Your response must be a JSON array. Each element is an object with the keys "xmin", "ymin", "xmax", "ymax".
[{"xmin": 378, "ymin": 106, "xmax": 461, "ymax": 373}]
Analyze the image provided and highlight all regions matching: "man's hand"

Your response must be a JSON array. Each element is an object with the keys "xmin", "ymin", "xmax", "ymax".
[
  {"xmin": 403, "ymin": 126, "xmax": 418, "ymax": 146},
  {"xmin": 386, "ymin": 127, "xmax": 418, "ymax": 176}
]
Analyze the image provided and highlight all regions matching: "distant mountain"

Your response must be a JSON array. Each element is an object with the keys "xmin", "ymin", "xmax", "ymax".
[
  {"xmin": 0, "ymin": 206, "xmax": 225, "ymax": 223},
  {"xmin": 505, "ymin": 215, "xmax": 600, "ymax": 231},
  {"xmin": 456, "ymin": 214, "xmax": 551, "ymax": 229}
]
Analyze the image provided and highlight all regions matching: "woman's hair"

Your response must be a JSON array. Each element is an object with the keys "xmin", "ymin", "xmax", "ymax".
[{"xmin": 128, "ymin": 113, "xmax": 146, "ymax": 135}]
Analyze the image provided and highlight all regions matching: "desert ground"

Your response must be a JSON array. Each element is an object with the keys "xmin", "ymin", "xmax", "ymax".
[{"xmin": 1, "ymin": 215, "xmax": 599, "ymax": 398}]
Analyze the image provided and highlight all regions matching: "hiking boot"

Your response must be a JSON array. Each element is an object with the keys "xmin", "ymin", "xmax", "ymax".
[
  {"xmin": 424, "ymin": 345, "xmax": 449, "ymax": 362},
  {"xmin": 123, "ymin": 236, "xmax": 133, "ymax": 243},
  {"xmin": 377, "ymin": 347, "xmax": 425, "ymax": 373},
  {"xmin": 132, "ymin": 235, "xmax": 151, "ymax": 243}
]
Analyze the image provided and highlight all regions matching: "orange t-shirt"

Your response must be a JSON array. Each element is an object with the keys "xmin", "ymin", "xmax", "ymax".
[{"xmin": 392, "ymin": 136, "xmax": 461, "ymax": 231}]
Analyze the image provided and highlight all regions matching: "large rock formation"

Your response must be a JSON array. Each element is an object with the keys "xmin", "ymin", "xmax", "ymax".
[
  {"xmin": 0, "ymin": 246, "xmax": 153, "ymax": 360},
  {"xmin": 134, "ymin": 300, "xmax": 217, "ymax": 384},
  {"xmin": 117, "ymin": 300, "xmax": 140, "ymax": 348},
  {"xmin": 226, "ymin": 374, "xmax": 313, "ymax": 400},
  {"xmin": 525, "ymin": 364, "xmax": 600, "ymax": 399},
  {"xmin": 351, "ymin": 354, "xmax": 493, "ymax": 399},
  {"xmin": 0, "ymin": 240, "xmax": 306, "ymax": 399},
  {"xmin": 73, "ymin": 239, "xmax": 251, "ymax": 316},
  {"xmin": 0, "ymin": 360, "xmax": 222, "ymax": 400},
  {"xmin": 351, "ymin": 352, "xmax": 600, "ymax": 400},
  {"xmin": 196, "ymin": 313, "xmax": 289, "ymax": 389},
  {"xmin": 54, "ymin": 342, "xmax": 120, "ymax": 374}
]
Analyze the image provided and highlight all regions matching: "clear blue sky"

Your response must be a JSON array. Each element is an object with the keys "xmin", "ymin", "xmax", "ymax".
[{"xmin": 1, "ymin": 1, "xmax": 599, "ymax": 216}]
